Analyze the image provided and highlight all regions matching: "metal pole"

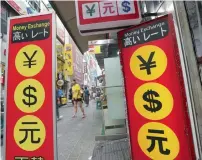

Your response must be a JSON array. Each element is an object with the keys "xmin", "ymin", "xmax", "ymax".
[{"xmin": 173, "ymin": 1, "xmax": 202, "ymax": 159}]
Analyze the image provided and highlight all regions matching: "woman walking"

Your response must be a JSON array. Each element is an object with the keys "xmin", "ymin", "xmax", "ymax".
[{"xmin": 72, "ymin": 80, "xmax": 85, "ymax": 118}]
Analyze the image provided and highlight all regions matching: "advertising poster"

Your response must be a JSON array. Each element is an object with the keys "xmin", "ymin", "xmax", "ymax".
[
  {"xmin": 4, "ymin": 12, "xmax": 56, "ymax": 160},
  {"xmin": 88, "ymin": 45, "xmax": 101, "ymax": 54},
  {"xmin": 64, "ymin": 44, "xmax": 73, "ymax": 76},
  {"xmin": 56, "ymin": 44, "xmax": 64, "ymax": 58},
  {"xmin": 118, "ymin": 14, "xmax": 195, "ymax": 160}
]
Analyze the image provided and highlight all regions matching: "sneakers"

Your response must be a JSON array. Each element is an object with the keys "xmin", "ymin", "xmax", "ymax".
[
  {"xmin": 72, "ymin": 114, "xmax": 86, "ymax": 118},
  {"xmin": 82, "ymin": 114, "xmax": 86, "ymax": 118}
]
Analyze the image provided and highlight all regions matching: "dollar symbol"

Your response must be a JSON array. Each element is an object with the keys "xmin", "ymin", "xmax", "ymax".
[
  {"xmin": 22, "ymin": 85, "xmax": 37, "ymax": 107},
  {"xmin": 122, "ymin": 1, "xmax": 131, "ymax": 13},
  {"xmin": 142, "ymin": 90, "xmax": 162, "ymax": 112}
]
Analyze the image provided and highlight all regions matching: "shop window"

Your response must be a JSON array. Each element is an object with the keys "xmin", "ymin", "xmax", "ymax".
[
  {"xmin": 27, "ymin": 0, "xmax": 41, "ymax": 13},
  {"xmin": 1, "ymin": 5, "xmax": 8, "ymax": 35}
]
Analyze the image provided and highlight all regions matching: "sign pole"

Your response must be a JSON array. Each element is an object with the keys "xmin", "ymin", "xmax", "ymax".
[{"xmin": 52, "ymin": 12, "xmax": 57, "ymax": 160}]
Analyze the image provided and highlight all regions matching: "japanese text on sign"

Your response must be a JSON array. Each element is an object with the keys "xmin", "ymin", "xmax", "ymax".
[
  {"xmin": 122, "ymin": 19, "xmax": 169, "ymax": 48},
  {"xmin": 12, "ymin": 20, "xmax": 50, "ymax": 43},
  {"xmin": 82, "ymin": 0, "xmax": 136, "ymax": 19}
]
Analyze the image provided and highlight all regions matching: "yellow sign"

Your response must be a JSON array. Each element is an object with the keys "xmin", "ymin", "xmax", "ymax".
[
  {"xmin": 15, "ymin": 44, "xmax": 45, "ymax": 77},
  {"xmin": 14, "ymin": 115, "xmax": 46, "ymax": 151},
  {"xmin": 88, "ymin": 45, "xmax": 101, "ymax": 54},
  {"xmin": 138, "ymin": 122, "xmax": 179, "ymax": 160},
  {"xmin": 56, "ymin": 44, "xmax": 64, "ymax": 57},
  {"xmin": 130, "ymin": 45, "xmax": 167, "ymax": 81},
  {"xmin": 14, "ymin": 79, "xmax": 45, "ymax": 113},
  {"xmin": 134, "ymin": 82, "xmax": 173, "ymax": 120},
  {"xmin": 64, "ymin": 44, "xmax": 73, "ymax": 76}
]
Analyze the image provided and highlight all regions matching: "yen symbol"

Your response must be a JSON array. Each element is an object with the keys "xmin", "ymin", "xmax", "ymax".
[
  {"xmin": 137, "ymin": 51, "xmax": 156, "ymax": 75},
  {"xmin": 85, "ymin": 4, "xmax": 96, "ymax": 16}
]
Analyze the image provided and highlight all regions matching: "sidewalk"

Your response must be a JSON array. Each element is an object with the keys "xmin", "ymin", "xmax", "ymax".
[{"xmin": 57, "ymin": 101, "xmax": 103, "ymax": 160}]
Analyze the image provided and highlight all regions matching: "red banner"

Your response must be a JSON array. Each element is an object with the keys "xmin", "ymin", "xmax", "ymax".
[
  {"xmin": 5, "ymin": 13, "xmax": 56, "ymax": 160},
  {"xmin": 118, "ymin": 14, "xmax": 195, "ymax": 159}
]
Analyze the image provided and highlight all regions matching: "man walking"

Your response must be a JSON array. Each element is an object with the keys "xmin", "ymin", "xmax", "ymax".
[
  {"xmin": 84, "ymin": 86, "xmax": 90, "ymax": 107},
  {"xmin": 72, "ymin": 79, "xmax": 85, "ymax": 118},
  {"xmin": 56, "ymin": 86, "xmax": 63, "ymax": 121}
]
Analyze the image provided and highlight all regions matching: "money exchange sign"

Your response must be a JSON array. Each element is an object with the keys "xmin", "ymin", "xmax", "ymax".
[
  {"xmin": 5, "ymin": 13, "xmax": 56, "ymax": 160},
  {"xmin": 118, "ymin": 15, "xmax": 196, "ymax": 159},
  {"xmin": 75, "ymin": 0, "xmax": 141, "ymax": 35}
]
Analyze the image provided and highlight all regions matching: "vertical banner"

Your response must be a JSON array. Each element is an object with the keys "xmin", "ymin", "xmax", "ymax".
[
  {"xmin": 118, "ymin": 14, "xmax": 195, "ymax": 159},
  {"xmin": 83, "ymin": 62, "xmax": 87, "ymax": 74},
  {"xmin": 70, "ymin": 38, "xmax": 84, "ymax": 85},
  {"xmin": 4, "ymin": 13, "xmax": 56, "ymax": 160},
  {"xmin": 64, "ymin": 44, "xmax": 73, "ymax": 76},
  {"xmin": 56, "ymin": 44, "xmax": 64, "ymax": 57}
]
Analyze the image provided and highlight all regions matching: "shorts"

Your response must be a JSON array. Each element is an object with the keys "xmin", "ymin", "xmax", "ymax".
[{"xmin": 73, "ymin": 98, "xmax": 82, "ymax": 104}]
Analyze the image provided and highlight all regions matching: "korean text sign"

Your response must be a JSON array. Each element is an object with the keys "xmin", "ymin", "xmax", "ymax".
[
  {"xmin": 118, "ymin": 15, "xmax": 195, "ymax": 159},
  {"xmin": 5, "ymin": 13, "xmax": 56, "ymax": 160},
  {"xmin": 75, "ymin": 0, "xmax": 141, "ymax": 35}
]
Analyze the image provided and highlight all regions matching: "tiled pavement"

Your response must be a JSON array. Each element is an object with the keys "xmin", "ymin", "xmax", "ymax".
[
  {"xmin": 0, "ymin": 101, "xmax": 102, "ymax": 160},
  {"xmin": 57, "ymin": 101, "xmax": 103, "ymax": 160}
]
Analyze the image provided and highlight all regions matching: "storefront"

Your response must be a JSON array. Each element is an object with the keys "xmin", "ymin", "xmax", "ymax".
[{"xmin": 56, "ymin": 18, "xmax": 68, "ymax": 104}]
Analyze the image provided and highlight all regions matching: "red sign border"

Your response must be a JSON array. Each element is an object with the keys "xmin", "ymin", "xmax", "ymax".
[{"xmin": 3, "ymin": 12, "xmax": 57, "ymax": 160}]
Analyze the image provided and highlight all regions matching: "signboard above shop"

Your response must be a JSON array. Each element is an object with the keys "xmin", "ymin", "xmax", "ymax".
[
  {"xmin": 5, "ymin": 0, "xmax": 40, "ymax": 15},
  {"xmin": 75, "ymin": 0, "xmax": 142, "ymax": 35}
]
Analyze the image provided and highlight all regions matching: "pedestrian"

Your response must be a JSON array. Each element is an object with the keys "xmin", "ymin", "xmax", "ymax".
[
  {"xmin": 84, "ymin": 86, "xmax": 90, "ymax": 107},
  {"xmin": 56, "ymin": 86, "xmax": 63, "ymax": 121},
  {"xmin": 93, "ymin": 92, "xmax": 96, "ymax": 100},
  {"xmin": 57, "ymin": 86, "xmax": 63, "ymax": 106},
  {"xmin": 69, "ymin": 85, "xmax": 73, "ymax": 104},
  {"xmin": 72, "ymin": 79, "xmax": 86, "ymax": 118}
]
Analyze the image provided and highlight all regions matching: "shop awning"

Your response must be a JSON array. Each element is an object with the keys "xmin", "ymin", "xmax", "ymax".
[{"xmin": 49, "ymin": 1, "xmax": 106, "ymax": 53}]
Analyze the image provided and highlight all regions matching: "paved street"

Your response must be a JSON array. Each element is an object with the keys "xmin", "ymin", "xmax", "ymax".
[
  {"xmin": 57, "ymin": 101, "xmax": 103, "ymax": 160},
  {"xmin": 0, "ymin": 101, "xmax": 102, "ymax": 160}
]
